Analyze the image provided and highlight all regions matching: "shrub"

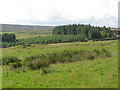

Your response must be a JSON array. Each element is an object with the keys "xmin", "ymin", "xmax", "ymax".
[
  {"xmin": 42, "ymin": 68, "xmax": 57, "ymax": 74},
  {"xmin": 101, "ymin": 49, "xmax": 111, "ymax": 57},
  {"xmin": 22, "ymin": 44, "xmax": 31, "ymax": 48},
  {"xmin": 94, "ymin": 49, "xmax": 101, "ymax": 55},
  {"xmin": 42, "ymin": 68, "xmax": 52, "ymax": 74},
  {"xmin": 27, "ymin": 59, "xmax": 50, "ymax": 70},
  {"xmin": 87, "ymin": 55, "xmax": 95, "ymax": 60},
  {"xmin": 25, "ymin": 55, "xmax": 41, "ymax": 61},
  {"xmin": 12, "ymin": 62, "xmax": 22, "ymax": 68},
  {"xmin": 48, "ymin": 54, "xmax": 58, "ymax": 64},
  {"xmin": 2, "ymin": 56, "xmax": 21, "ymax": 65}
]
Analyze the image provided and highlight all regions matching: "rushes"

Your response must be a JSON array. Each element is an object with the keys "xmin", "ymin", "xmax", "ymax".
[
  {"xmin": 24, "ymin": 49, "xmax": 111, "ymax": 70},
  {"xmin": 26, "ymin": 59, "xmax": 50, "ymax": 70},
  {"xmin": 2, "ymin": 49, "xmax": 111, "ymax": 70},
  {"xmin": 2, "ymin": 56, "xmax": 21, "ymax": 65}
]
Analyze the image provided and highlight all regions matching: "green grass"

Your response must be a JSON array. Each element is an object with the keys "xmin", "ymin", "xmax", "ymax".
[
  {"xmin": 2, "ymin": 56, "xmax": 118, "ymax": 88},
  {"xmin": 2, "ymin": 40, "xmax": 118, "ymax": 88},
  {"xmin": 2, "ymin": 40, "xmax": 118, "ymax": 60},
  {"xmin": 0, "ymin": 32, "xmax": 15, "ymax": 34},
  {"xmin": 15, "ymin": 30, "xmax": 52, "ymax": 39},
  {"xmin": 1, "ymin": 29, "xmax": 52, "ymax": 39},
  {"xmin": 15, "ymin": 32, "xmax": 52, "ymax": 39},
  {"xmin": 0, "ymin": 66, "xmax": 2, "ymax": 89}
]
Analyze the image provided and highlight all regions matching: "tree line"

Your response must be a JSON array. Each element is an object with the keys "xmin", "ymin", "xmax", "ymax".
[
  {"xmin": 0, "ymin": 33, "xmax": 16, "ymax": 42},
  {"xmin": 52, "ymin": 24, "xmax": 113, "ymax": 39},
  {"xmin": 2, "ymin": 35, "xmax": 86, "ymax": 48}
]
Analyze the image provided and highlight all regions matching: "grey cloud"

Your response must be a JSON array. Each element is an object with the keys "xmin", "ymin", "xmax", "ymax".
[
  {"xmin": 118, "ymin": 1, "xmax": 120, "ymax": 28},
  {"xmin": 15, "ymin": 14, "xmax": 117, "ymax": 28}
]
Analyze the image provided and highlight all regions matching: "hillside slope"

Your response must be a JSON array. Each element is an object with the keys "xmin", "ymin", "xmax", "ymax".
[
  {"xmin": 1, "ymin": 24, "xmax": 55, "ymax": 32},
  {"xmin": 2, "ymin": 40, "xmax": 118, "ymax": 88}
]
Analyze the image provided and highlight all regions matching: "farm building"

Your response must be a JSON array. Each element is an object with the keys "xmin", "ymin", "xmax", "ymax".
[{"xmin": 110, "ymin": 28, "xmax": 120, "ymax": 38}]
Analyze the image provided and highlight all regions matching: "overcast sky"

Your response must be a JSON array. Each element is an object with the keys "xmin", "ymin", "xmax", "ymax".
[{"xmin": 0, "ymin": 0, "xmax": 119, "ymax": 27}]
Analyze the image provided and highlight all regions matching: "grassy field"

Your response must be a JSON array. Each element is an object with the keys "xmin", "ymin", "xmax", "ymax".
[
  {"xmin": 2, "ymin": 40, "xmax": 118, "ymax": 88},
  {"xmin": 1, "ymin": 29, "xmax": 53, "ymax": 39},
  {"xmin": 2, "ymin": 40, "xmax": 117, "ymax": 59},
  {"xmin": 15, "ymin": 30, "xmax": 52, "ymax": 39}
]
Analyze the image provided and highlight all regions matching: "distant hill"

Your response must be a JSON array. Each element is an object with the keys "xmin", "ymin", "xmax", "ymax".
[{"xmin": 0, "ymin": 24, "xmax": 55, "ymax": 32}]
